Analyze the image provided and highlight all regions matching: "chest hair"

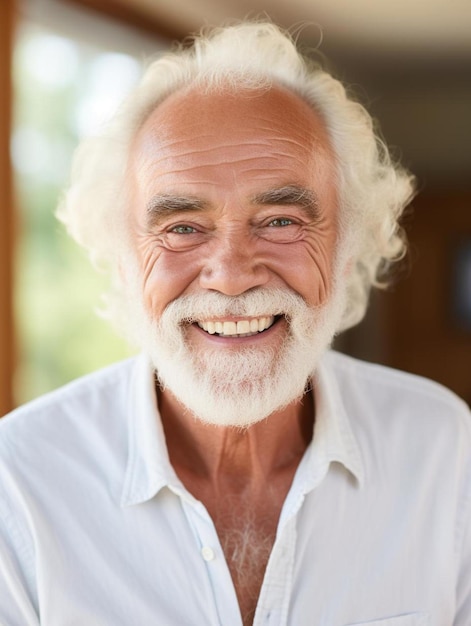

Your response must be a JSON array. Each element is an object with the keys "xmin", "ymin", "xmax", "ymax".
[{"xmin": 214, "ymin": 500, "xmax": 279, "ymax": 626}]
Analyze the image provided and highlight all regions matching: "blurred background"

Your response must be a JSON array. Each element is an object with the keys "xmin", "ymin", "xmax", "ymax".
[{"xmin": 0, "ymin": 0, "xmax": 470, "ymax": 413}]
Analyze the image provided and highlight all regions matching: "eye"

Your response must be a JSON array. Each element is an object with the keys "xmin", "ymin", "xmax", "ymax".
[
  {"xmin": 258, "ymin": 214, "xmax": 303, "ymax": 243},
  {"xmin": 169, "ymin": 224, "xmax": 198, "ymax": 234},
  {"xmin": 161, "ymin": 221, "xmax": 208, "ymax": 251},
  {"xmin": 268, "ymin": 217, "xmax": 294, "ymax": 227}
]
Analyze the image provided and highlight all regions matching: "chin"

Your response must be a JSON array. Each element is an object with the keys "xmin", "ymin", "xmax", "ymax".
[{"xmin": 150, "ymin": 318, "xmax": 336, "ymax": 428}]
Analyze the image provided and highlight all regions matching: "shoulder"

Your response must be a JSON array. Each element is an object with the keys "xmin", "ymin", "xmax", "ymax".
[
  {"xmin": 0, "ymin": 357, "xmax": 139, "ymax": 457},
  {"xmin": 322, "ymin": 352, "xmax": 471, "ymax": 509},
  {"xmin": 323, "ymin": 350, "xmax": 471, "ymax": 449},
  {"xmin": 325, "ymin": 350, "xmax": 469, "ymax": 416}
]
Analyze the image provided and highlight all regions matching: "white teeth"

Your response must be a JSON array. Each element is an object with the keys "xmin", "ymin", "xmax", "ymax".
[
  {"xmin": 222, "ymin": 321, "xmax": 237, "ymax": 335},
  {"xmin": 250, "ymin": 319, "xmax": 259, "ymax": 332},
  {"xmin": 197, "ymin": 316, "xmax": 276, "ymax": 337},
  {"xmin": 236, "ymin": 320, "xmax": 251, "ymax": 334}
]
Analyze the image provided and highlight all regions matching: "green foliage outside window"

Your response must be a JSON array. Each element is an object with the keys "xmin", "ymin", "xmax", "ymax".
[{"xmin": 13, "ymin": 24, "xmax": 140, "ymax": 405}]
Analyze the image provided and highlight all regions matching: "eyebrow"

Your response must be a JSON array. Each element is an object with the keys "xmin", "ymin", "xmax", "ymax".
[
  {"xmin": 145, "ymin": 184, "xmax": 321, "ymax": 228},
  {"xmin": 145, "ymin": 195, "xmax": 208, "ymax": 228},
  {"xmin": 252, "ymin": 185, "xmax": 320, "ymax": 221}
]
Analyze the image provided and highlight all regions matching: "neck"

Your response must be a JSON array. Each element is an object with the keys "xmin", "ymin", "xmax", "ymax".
[
  {"xmin": 158, "ymin": 387, "xmax": 315, "ymax": 626},
  {"xmin": 158, "ymin": 387, "xmax": 314, "ymax": 488}
]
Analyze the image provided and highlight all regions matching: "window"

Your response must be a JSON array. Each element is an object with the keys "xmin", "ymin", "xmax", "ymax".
[{"xmin": 12, "ymin": 18, "xmax": 151, "ymax": 404}]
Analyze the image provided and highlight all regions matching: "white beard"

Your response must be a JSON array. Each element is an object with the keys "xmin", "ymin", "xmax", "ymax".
[{"xmin": 130, "ymin": 285, "xmax": 346, "ymax": 428}]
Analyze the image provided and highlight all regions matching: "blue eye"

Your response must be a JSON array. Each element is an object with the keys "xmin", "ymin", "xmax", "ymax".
[
  {"xmin": 171, "ymin": 225, "xmax": 197, "ymax": 234},
  {"xmin": 269, "ymin": 218, "xmax": 293, "ymax": 227}
]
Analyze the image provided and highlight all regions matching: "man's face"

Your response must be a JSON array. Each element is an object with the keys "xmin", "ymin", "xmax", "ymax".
[{"xmin": 126, "ymin": 84, "xmax": 344, "ymax": 426}]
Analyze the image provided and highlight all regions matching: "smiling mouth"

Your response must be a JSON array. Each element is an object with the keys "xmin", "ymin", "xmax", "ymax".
[{"xmin": 196, "ymin": 315, "xmax": 277, "ymax": 338}]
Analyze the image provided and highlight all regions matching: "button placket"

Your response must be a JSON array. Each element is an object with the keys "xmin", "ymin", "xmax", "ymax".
[
  {"xmin": 254, "ymin": 516, "xmax": 297, "ymax": 626},
  {"xmin": 180, "ymin": 497, "xmax": 243, "ymax": 626},
  {"xmin": 201, "ymin": 545, "xmax": 216, "ymax": 561}
]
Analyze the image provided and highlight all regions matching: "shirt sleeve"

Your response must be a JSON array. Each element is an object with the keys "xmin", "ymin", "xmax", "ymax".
[
  {"xmin": 0, "ymin": 490, "xmax": 40, "ymax": 625},
  {"xmin": 455, "ymin": 512, "xmax": 471, "ymax": 623},
  {"xmin": 453, "ymin": 418, "xmax": 471, "ymax": 625}
]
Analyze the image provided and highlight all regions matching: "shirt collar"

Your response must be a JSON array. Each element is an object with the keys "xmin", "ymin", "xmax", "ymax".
[
  {"xmin": 121, "ymin": 354, "xmax": 181, "ymax": 507},
  {"xmin": 121, "ymin": 350, "xmax": 365, "ymax": 507},
  {"xmin": 297, "ymin": 350, "xmax": 365, "ymax": 492}
]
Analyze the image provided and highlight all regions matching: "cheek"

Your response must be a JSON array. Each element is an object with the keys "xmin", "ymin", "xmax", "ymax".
[
  {"xmin": 140, "ymin": 247, "xmax": 202, "ymax": 316},
  {"xmin": 271, "ymin": 236, "xmax": 336, "ymax": 307}
]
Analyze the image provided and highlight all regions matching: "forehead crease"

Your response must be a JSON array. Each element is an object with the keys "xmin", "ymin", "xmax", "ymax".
[
  {"xmin": 154, "ymin": 132, "xmax": 312, "ymax": 146},
  {"xmin": 143, "ymin": 142, "xmax": 312, "ymax": 170},
  {"xmin": 137, "ymin": 115, "xmax": 318, "ymax": 154}
]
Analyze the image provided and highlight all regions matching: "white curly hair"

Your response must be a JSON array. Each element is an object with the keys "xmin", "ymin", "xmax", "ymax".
[{"xmin": 57, "ymin": 21, "xmax": 415, "ymax": 338}]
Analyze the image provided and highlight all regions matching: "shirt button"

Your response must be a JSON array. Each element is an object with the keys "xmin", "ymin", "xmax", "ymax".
[{"xmin": 201, "ymin": 546, "xmax": 215, "ymax": 561}]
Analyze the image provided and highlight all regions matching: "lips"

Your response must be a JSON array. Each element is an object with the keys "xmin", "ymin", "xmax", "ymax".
[{"xmin": 197, "ymin": 315, "xmax": 276, "ymax": 337}]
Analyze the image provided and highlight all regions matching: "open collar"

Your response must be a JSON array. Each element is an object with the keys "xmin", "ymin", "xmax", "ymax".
[
  {"xmin": 298, "ymin": 351, "xmax": 365, "ymax": 493},
  {"xmin": 121, "ymin": 354, "xmax": 181, "ymax": 507},
  {"xmin": 120, "ymin": 351, "xmax": 365, "ymax": 508}
]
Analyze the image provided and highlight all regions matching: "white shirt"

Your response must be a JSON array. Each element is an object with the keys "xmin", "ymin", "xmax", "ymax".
[{"xmin": 0, "ymin": 351, "xmax": 470, "ymax": 626}]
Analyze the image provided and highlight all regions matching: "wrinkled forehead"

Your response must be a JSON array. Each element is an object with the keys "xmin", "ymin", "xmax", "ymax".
[{"xmin": 132, "ymin": 82, "xmax": 335, "ymax": 164}]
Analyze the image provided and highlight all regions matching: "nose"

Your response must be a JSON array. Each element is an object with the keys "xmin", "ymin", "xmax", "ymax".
[{"xmin": 199, "ymin": 233, "xmax": 270, "ymax": 296}]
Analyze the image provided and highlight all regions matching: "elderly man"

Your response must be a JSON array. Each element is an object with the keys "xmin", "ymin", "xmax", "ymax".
[{"xmin": 1, "ymin": 21, "xmax": 470, "ymax": 626}]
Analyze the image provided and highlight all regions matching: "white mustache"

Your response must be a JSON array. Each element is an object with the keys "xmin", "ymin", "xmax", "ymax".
[{"xmin": 160, "ymin": 288, "xmax": 311, "ymax": 325}]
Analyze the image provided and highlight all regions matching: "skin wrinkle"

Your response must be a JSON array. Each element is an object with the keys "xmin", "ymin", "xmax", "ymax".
[
  {"xmin": 136, "ymin": 102, "xmax": 324, "ymax": 172},
  {"xmin": 131, "ymin": 147, "xmax": 336, "ymax": 302},
  {"xmin": 145, "ymin": 185, "xmax": 321, "ymax": 231},
  {"xmin": 138, "ymin": 230, "xmax": 333, "ymax": 317},
  {"xmin": 184, "ymin": 395, "xmax": 313, "ymax": 480},
  {"xmin": 139, "ymin": 154, "xmax": 311, "ymax": 179},
  {"xmin": 138, "ymin": 216, "xmax": 334, "ymax": 292},
  {"xmin": 133, "ymin": 134, "xmax": 316, "ymax": 177},
  {"xmin": 153, "ymin": 109, "xmax": 306, "ymax": 136},
  {"xmin": 140, "ymin": 231, "xmax": 331, "ymax": 300},
  {"xmin": 154, "ymin": 137, "xmax": 308, "ymax": 150},
  {"xmin": 140, "ymin": 126, "xmax": 309, "ymax": 148}
]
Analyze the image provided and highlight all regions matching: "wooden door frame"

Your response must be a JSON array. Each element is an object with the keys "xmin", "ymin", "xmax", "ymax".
[{"xmin": 0, "ymin": 0, "xmax": 14, "ymax": 415}]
